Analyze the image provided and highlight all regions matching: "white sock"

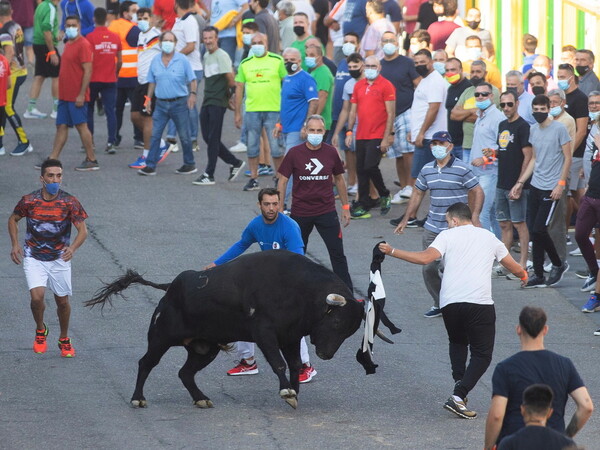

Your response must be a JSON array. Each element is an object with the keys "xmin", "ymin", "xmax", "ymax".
[
  {"xmin": 143, "ymin": 149, "xmax": 149, "ymax": 158},
  {"xmin": 452, "ymin": 395, "xmax": 463, "ymax": 403}
]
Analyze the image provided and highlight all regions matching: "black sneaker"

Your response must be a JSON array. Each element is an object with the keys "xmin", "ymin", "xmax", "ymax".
[
  {"xmin": 524, "ymin": 275, "xmax": 547, "ymax": 288},
  {"xmin": 105, "ymin": 143, "xmax": 116, "ymax": 154},
  {"xmin": 175, "ymin": 164, "xmax": 197, "ymax": 174},
  {"xmin": 406, "ymin": 217, "xmax": 420, "ymax": 228},
  {"xmin": 228, "ymin": 160, "xmax": 246, "ymax": 182},
  {"xmin": 192, "ymin": 173, "xmax": 215, "ymax": 185},
  {"xmin": 138, "ymin": 166, "xmax": 156, "ymax": 176},
  {"xmin": 243, "ymin": 178, "xmax": 259, "ymax": 191},
  {"xmin": 576, "ymin": 270, "xmax": 589, "ymax": 279},
  {"xmin": 444, "ymin": 396, "xmax": 477, "ymax": 419},
  {"xmin": 547, "ymin": 262, "xmax": 569, "ymax": 286}
]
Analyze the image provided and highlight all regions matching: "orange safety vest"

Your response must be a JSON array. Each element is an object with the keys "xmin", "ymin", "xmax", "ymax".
[{"xmin": 108, "ymin": 18, "xmax": 137, "ymax": 79}]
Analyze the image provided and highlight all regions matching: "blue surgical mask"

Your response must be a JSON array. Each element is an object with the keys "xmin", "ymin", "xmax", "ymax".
[
  {"xmin": 382, "ymin": 43, "xmax": 397, "ymax": 56},
  {"xmin": 161, "ymin": 41, "xmax": 175, "ymax": 54},
  {"xmin": 589, "ymin": 111, "xmax": 600, "ymax": 121},
  {"xmin": 305, "ymin": 57, "xmax": 317, "ymax": 68},
  {"xmin": 44, "ymin": 181, "xmax": 60, "ymax": 196},
  {"xmin": 364, "ymin": 68, "xmax": 378, "ymax": 80},
  {"xmin": 431, "ymin": 145, "xmax": 448, "ymax": 160},
  {"xmin": 466, "ymin": 47, "xmax": 481, "ymax": 61},
  {"xmin": 242, "ymin": 33, "xmax": 253, "ymax": 46},
  {"xmin": 476, "ymin": 99, "xmax": 492, "ymax": 110},
  {"xmin": 131, "ymin": 13, "xmax": 138, "ymax": 23},
  {"xmin": 558, "ymin": 79, "xmax": 570, "ymax": 90},
  {"xmin": 342, "ymin": 42, "xmax": 356, "ymax": 56},
  {"xmin": 433, "ymin": 61, "xmax": 446, "ymax": 75},
  {"xmin": 65, "ymin": 27, "xmax": 79, "ymax": 40},
  {"xmin": 251, "ymin": 44, "xmax": 265, "ymax": 57},
  {"xmin": 307, "ymin": 133, "xmax": 323, "ymax": 146},
  {"xmin": 137, "ymin": 20, "xmax": 150, "ymax": 32},
  {"xmin": 549, "ymin": 106, "xmax": 562, "ymax": 117}
]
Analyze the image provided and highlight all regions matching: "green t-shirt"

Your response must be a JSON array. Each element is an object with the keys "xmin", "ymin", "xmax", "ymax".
[
  {"xmin": 235, "ymin": 52, "xmax": 286, "ymax": 112},
  {"xmin": 33, "ymin": 0, "xmax": 59, "ymax": 46},
  {"xmin": 291, "ymin": 35, "xmax": 313, "ymax": 71},
  {"xmin": 203, "ymin": 48, "xmax": 232, "ymax": 108},
  {"xmin": 310, "ymin": 64, "xmax": 334, "ymax": 130},
  {"xmin": 457, "ymin": 84, "xmax": 500, "ymax": 148}
]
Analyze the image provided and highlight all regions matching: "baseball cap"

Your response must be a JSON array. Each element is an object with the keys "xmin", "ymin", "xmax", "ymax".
[{"xmin": 431, "ymin": 131, "xmax": 453, "ymax": 143}]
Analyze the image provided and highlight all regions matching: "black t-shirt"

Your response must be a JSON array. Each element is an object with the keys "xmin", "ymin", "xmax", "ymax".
[
  {"xmin": 379, "ymin": 55, "xmax": 419, "ymax": 115},
  {"xmin": 417, "ymin": 2, "xmax": 437, "ymax": 30},
  {"xmin": 492, "ymin": 350, "xmax": 585, "ymax": 444},
  {"xmin": 496, "ymin": 117, "xmax": 532, "ymax": 189},
  {"xmin": 313, "ymin": 0, "xmax": 330, "ymax": 45},
  {"xmin": 565, "ymin": 88, "xmax": 589, "ymax": 157},
  {"xmin": 446, "ymin": 77, "xmax": 472, "ymax": 146},
  {"xmin": 586, "ymin": 147, "xmax": 600, "ymax": 198},
  {"xmin": 497, "ymin": 426, "xmax": 575, "ymax": 450}
]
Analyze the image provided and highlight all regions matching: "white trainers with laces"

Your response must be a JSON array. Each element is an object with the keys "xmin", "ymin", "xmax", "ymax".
[
  {"xmin": 391, "ymin": 190, "xmax": 408, "ymax": 204},
  {"xmin": 24, "ymin": 108, "xmax": 48, "ymax": 119},
  {"xmin": 230, "ymin": 141, "xmax": 247, "ymax": 153}
]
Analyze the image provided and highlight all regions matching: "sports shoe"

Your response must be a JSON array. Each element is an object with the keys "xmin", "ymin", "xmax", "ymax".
[
  {"xmin": 175, "ymin": 164, "xmax": 197, "ymax": 174},
  {"xmin": 347, "ymin": 184, "xmax": 358, "ymax": 196},
  {"xmin": 167, "ymin": 139, "xmax": 179, "ymax": 153},
  {"xmin": 33, "ymin": 323, "xmax": 48, "ymax": 354},
  {"xmin": 576, "ymin": 270, "xmax": 589, "ymax": 279},
  {"xmin": 259, "ymin": 165, "xmax": 274, "ymax": 176},
  {"xmin": 105, "ymin": 143, "xmax": 116, "ymax": 155},
  {"xmin": 230, "ymin": 141, "xmax": 247, "ymax": 153},
  {"xmin": 158, "ymin": 141, "xmax": 171, "ymax": 164},
  {"xmin": 547, "ymin": 262, "xmax": 569, "ymax": 286},
  {"xmin": 227, "ymin": 358, "xmax": 258, "ymax": 375},
  {"xmin": 493, "ymin": 264, "xmax": 508, "ymax": 278},
  {"xmin": 243, "ymin": 178, "xmax": 259, "ymax": 191},
  {"xmin": 523, "ymin": 275, "xmax": 547, "ymax": 288},
  {"xmin": 299, "ymin": 363, "xmax": 317, "ymax": 383},
  {"xmin": 228, "ymin": 160, "xmax": 246, "ymax": 182},
  {"xmin": 581, "ymin": 275, "xmax": 597, "ymax": 292},
  {"xmin": 75, "ymin": 158, "xmax": 100, "ymax": 171},
  {"xmin": 10, "ymin": 142, "xmax": 33, "ymax": 156},
  {"xmin": 138, "ymin": 166, "xmax": 156, "ymax": 176},
  {"xmin": 192, "ymin": 173, "xmax": 215, "ymax": 185},
  {"xmin": 192, "ymin": 139, "xmax": 199, "ymax": 152},
  {"xmin": 50, "ymin": 110, "xmax": 57, "ymax": 119},
  {"xmin": 24, "ymin": 108, "xmax": 47, "ymax": 119},
  {"xmin": 129, "ymin": 155, "xmax": 146, "ymax": 169},
  {"xmin": 134, "ymin": 140, "xmax": 144, "ymax": 150},
  {"xmin": 58, "ymin": 337, "xmax": 75, "ymax": 357},
  {"xmin": 406, "ymin": 217, "xmax": 421, "ymax": 228},
  {"xmin": 399, "ymin": 185, "xmax": 413, "ymax": 199},
  {"xmin": 582, "ymin": 294, "xmax": 600, "ymax": 313},
  {"xmin": 569, "ymin": 247, "xmax": 582, "ymax": 256},
  {"xmin": 543, "ymin": 262, "xmax": 552, "ymax": 273},
  {"xmin": 351, "ymin": 203, "xmax": 370, "ymax": 218},
  {"xmin": 391, "ymin": 190, "xmax": 408, "ymax": 205},
  {"xmin": 566, "ymin": 235, "xmax": 572, "ymax": 246},
  {"xmin": 380, "ymin": 195, "xmax": 392, "ymax": 215},
  {"xmin": 424, "ymin": 306, "xmax": 442, "ymax": 318},
  {"xmin": 351, "ymin": 210, "xmax": 372, "ymax": 219},
  {"xmin": 444, "ymin": 396, "xmax": 477, "ymax": 419},
  {"xmin": 594, "ymin": 328, "xmax": 600, "ymax": 336},
  {"xmin": 0, "ymin": 146, "xmax": 5, "ymax": 155}
]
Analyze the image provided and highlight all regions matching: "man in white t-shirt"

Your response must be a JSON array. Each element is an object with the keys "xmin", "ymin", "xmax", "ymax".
[{"xmin": 380, "ymin": 202, "xmax": 525, "ymax": 420}]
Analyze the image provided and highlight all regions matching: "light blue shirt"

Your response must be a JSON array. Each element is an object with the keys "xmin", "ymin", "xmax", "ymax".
[
  {"xmin": 210, "ymin": 0, "xmax": 246, "ymax": 38},
  {"xmin": 518, "ymin": 90, "xmax": 535, "ymax": 125},
  {"xmin": 147, "ymin": 52, "xmax": 196, "ymax": 99},
  {"xmin": 470, "ymin": 105, "xmax": 506, "ymax": 177}
]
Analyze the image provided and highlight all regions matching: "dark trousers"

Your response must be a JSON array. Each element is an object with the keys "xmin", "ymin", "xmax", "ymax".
[
  {"xmin": 442, "ymin": 302, "xmax": 495, "ymax": 400},
  {"xmin": 291, "ymin": 210, "xmax": 353, "ymax": 291},
  {"xmin": 200, "ymin": 104, "xmax": 240, "ymax": 176},
  {"xmin": 575, "ymin": 195, "xmax": 600, "ymax": 277},
  {"xmin": 527, "ymin": 186, "xmax": 562, "ymax": 277},
  {"xmin": 87, "ymin": 82, "xmax": 117, "ymax": 144},
  {"xmin": 355, "ymin": 139, "xmax": 389, "ymax": 205},
  {"xmin": 116, "ymin": 85, "xmax": 142, "ymax": 142}
]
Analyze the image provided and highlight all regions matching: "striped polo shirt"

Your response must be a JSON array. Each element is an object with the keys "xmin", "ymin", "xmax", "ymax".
[{"xmin": 415, "ymin": 156, "xmax": 480, "ymax": 234}]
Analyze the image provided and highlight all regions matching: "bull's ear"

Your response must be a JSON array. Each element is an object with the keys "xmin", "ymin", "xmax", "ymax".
[{"xmin": 326, "ymin": 294, "xmax": 347, "ymax": 306}]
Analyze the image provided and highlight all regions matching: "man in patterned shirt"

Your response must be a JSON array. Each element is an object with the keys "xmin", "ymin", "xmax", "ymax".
[{"xmin": 8, "ymin": 159, "xmax": 89, "ymax": 358}]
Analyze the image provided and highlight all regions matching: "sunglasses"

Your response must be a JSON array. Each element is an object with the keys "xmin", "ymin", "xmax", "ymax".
[
  {"xmin": 499, "ymin": 102, "xmax": 514, "ymax": 108},
  {"xmin": 474, "ymin": 92, "xmax": 491, "ymax": 98}
]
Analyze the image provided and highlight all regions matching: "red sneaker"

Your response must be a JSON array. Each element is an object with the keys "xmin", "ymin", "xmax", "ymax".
[
  {"xmin": 58, "ymin": 337, "xmax": 76, "ymax": 358},
  {"xmin": 33, "ymin": 323, "xmax": 48, "ymax": 354},
  {"xmin": 227, "ymin": 358, "xmax": 258, "ymax": 375},
  {"xmin": 299, "ymin": 363, "xmax": 317, "ymax": 383}
]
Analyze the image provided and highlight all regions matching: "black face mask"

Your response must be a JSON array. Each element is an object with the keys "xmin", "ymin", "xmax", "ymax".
[
  {"xmin": 576, "ymin": 65, "xmax": 590, "ymax": 76},
  {"xmin": 470, "ymin": 76, "xmax": 482, "ymax": 86},
  {"xmin": 349, "ymin": 69, "xmax": 361, "ymax": 79},
  {"xmin": 293, "ymin": 26, "xmax": 305, "ymax": 37},
  {"xmin": 467, "ymin": 21, "xmax": 480, "ymax": 30},
  {"xmin": 285, "ymin": 61, "xmax": 298, "ymax": 74},
  {"xmin": 415, "ymin": 65, "xmax": 429, "ymax": 77},
  {"xmin": 532, "ymin": 86, "xmax": 546, "ymax": 96},
  {"xmin": 533, "ymin": 112, "xmax": 548, "ymax": 124}
]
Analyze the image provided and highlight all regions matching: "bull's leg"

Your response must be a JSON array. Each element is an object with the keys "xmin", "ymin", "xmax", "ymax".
[
  {"xmin": 131, "ymin": 340, "xmax": 171, "ymax": 408},
  {"xmin": 281, "ymin": 341, "xmax": 302, "ymax": 394},
  {"xmin": 179, "ymin": 344, "xmax": 220, "ymax": 408}
]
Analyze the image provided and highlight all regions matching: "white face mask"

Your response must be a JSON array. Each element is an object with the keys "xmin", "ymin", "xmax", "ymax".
[{"xmin": 533, "ymin": 66, "xmax": 548, "ymax": 76}]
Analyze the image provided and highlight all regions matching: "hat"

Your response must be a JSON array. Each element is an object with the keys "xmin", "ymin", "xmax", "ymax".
[{"xmin": 431, "ymin": 131, "xmax": 453, "ymax": 143}]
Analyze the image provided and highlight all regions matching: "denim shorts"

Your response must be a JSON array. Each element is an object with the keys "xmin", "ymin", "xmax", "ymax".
[
  {"xmin": 245, "ymin": 111, "xmax": 283, "ymax": 158},
  {"xmin": 388, "ymin": 109, "xmax": 415, "ymax": 158},
  {"xmin": 56, "ymin": 100, "xmax": 87, "ymax": 127},
  {"xmin": 496, "ymin": 187, "xmax": 528, "ymax": 223}
]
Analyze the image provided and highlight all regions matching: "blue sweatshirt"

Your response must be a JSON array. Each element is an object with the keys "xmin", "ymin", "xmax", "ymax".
[
  {"xmin": 61, "ymin": 0, "xmax": 95, "ymax": 36},
  {"xmin": 214, "ymin": 214, "xmax": 304, "ymax": 265}
]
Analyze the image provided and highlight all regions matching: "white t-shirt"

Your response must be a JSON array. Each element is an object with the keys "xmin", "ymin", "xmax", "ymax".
[
  {"xmin": 410, "ymin": 70, "xmax": 447, "ymax": 139},
  {"xmin": 172, "ymin": 14, "xmax": 203, "ymax": 71},
  {"xmin": 429, "ymin": 224, "xmax": 508, "ymax": 308},
  {"xmin": 329, "ymin": 0, "xmax": 346, "ymax": 47},
  {"xmin": 291, "ymin": 0, "xmax": 316, "ymax": 24},
  {"xmin": 137, "ymin": 27, "xmax": 162, "ymax": 84}
]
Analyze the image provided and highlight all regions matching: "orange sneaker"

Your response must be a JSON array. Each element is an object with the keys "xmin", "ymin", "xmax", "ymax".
[
  {"xmin": 33, "ymin": 323, "xmax": 48, "ymax": 353},
  {"xmin": 58, "ymin": 337, "xmax": 75, "ymax": 358}
]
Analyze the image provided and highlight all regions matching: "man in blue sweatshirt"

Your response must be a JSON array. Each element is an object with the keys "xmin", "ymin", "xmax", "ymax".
[{"xmin": 60, "ymin": 0, "xmax": 95, "ymax": 36}]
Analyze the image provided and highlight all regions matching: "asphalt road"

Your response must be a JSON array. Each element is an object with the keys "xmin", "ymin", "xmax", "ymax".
[{"xmin": 1, "ymin": 51, "xmax": 599, "ymax": 450}]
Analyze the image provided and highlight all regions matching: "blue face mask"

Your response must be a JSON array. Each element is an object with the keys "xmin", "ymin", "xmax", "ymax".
[
  {"xmin": 549, "ymin": 106, "xmax": 562, "ymax": 117},
  {"xmin": 364, "ymin": 68, "xmax": 378, "ymax": 80},
  {"xmin": 342, "ymin": 42, "xmax": 356, "ymax": 56},
  {"xmin": 242, "ymin": 34, "xmax": 253, "ymax": 46},
  {"xmin": 476, "ymin": 99, "xmax": 492, "ymax": 110},
  {"xmin": 65, "ymin": 27, "xmax": 79, "ymax": 40},
  {"xmin": 589, "ymin": 111, "xmax": 600, "ymax": 121},
  {"xmin": 137, "ymin": 20, "xmax": 150, "ymax": 32},
  {"xmin": 161, "ymin": 41, "xmax": 175, "ymax": 54},
  {"xmin": 431, "ymin": 145, "xmax": 448, "ymax": 160},
  {"xmin": 305, "ymin": 57, "xmax": 317, "ymax": 68},
  {"xmin": 558, "ymin": 79, "xmax": 570, "ymax": 90},
  {"xmin": 44, "ymin": 181, "xmax": 60, "ymax": 196},
  {"xmin": 382, "ymin": 43, "xmax": 397, "ymax": 56},
  {"xmin": 307, "ymin": 133, "xmax": 323, "ymax": 146},
  {"xmin": 433, "ymin": 61, "xmax": 446, "ymax": 75},
  {"xmin": 251, "ymin": 44, "xmax": 265, "ymax": 57}
]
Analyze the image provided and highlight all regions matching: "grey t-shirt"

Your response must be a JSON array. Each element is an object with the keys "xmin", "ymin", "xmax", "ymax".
[{"xmin": 530, "ymin": 120, "xmax": 572, "ymax": 190}]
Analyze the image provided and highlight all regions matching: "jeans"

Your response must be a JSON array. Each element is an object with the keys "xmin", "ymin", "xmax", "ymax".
[
  {"xmin": 167, "ymin": 70, "xmax": 202, "ymax": 141},
  {"xmin": 200, "ymin": 104, "xmax": 240, "ymax": 177},
  {"xmin": 451, "ymin": 145, "xmax": 463, "ymax": 160},
  {"xmin": 146, "ymin": 97, "xmax": 194, "ymax": 168},
  {"xmin": 218, "ymin": 37, "xmax": 237, "ymax": 63},
  {"xmin": 411, "ymin": 139, "xmax": 434, "ymax": 179},
  {"xmin": 87, "ymin": 82, "xmax": 117, "ymax": 144},
  {"xmin": 478, "ymin": 171, "xmax": 501, "ymax": 239},
  {"xmin": 462, "ymin": 148, "xmax": 471, "ymax": 164},
  {"xmin": 116, "ymin": 85, "xmax": 142, "ymax": 142},
  {"xmin": 245, "ymin": 111, "xmax": 282, "ymax": 158}
]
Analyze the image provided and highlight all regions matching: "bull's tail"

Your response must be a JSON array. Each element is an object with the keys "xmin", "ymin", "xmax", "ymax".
[{"xmin": 85, "ymin": 269, "xmax": 171, "ymax": 310}]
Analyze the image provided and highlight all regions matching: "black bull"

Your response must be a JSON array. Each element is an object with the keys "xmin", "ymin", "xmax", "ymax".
[{"xmin": 86, "ymin": 251, "xmax": 364, "ymax": 409}]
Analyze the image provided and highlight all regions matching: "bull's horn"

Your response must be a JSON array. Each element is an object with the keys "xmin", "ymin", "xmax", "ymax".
[
  {"xmin": 376, "ymin": 329, "xmax": 394, "ymax": 344},
  {"xmin": 326, "ymin": 294, "xmax": 347, "ymax": 306}
]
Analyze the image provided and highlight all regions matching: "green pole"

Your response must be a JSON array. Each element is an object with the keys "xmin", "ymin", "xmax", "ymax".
[
  {"xmin": 523, "ymin": 0, "xmax": 529, "ymax": 34},
  {"xmin": 547, "ymin": 0, "xmax": 554, "ymax": 57},
  {"xmin": 496, "ymin": 0, "xmax": 502, "ymax": 72},
  {"xmin": 577, "ymin": 10, "xmax": 586, "ymax": 48}
]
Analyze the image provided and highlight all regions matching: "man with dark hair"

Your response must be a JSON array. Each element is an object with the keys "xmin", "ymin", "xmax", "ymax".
[
  {"xmin": 575, "ymin": 49, "xmax": 600, "ymax": 95},
  {"xmin": 444, "ymin": 57, "xmax": 471, "ymax": 161},
  {"xmin": 249, "ymin": 0, "xmax": 280, "ymax": 54},
  {"xmin": 408, "ymin": 29, "xmax": 430, "ymax": 56},
  {"xmin": 484, "ymin": 306, "xmax": 593, "ymax": 449},
  {"xmin": 290, "ymin": 12, "xmax": 313, "ymax": 70},
  {"xmin": 380, "ymin": 202, "xmax": 524, "ymax": 420},
  {"xmin": 528, "ymin": 71, "xmax": 548, "ymax": 96},
  {"xmin": 463, "ymin": 34, "xmax": 501, "ymax": 89},
  {"xmin": 8, "ymin": 159, "xmax": 89, "ymax": 358}
]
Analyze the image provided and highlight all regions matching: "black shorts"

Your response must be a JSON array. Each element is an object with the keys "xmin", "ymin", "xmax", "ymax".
[
  {"xmin": 131, "ymin": 83, "xmax": 155, "ymax": 116},
  {"xmin": 33, "ymin": 44, "xmax": 60, "ymax": 78}
]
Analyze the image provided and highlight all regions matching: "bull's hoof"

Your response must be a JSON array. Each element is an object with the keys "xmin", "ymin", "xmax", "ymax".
[
  {"xmin": 194, "ymin": 399, "xmax": 214, "ymax": 408},
  {"xmin": 279, "ymin": 389, "xmax": 298, "ymax": 409},
  {"xmin": 131, "ymin": 399, "xmax": 147, "ymax": 408}
]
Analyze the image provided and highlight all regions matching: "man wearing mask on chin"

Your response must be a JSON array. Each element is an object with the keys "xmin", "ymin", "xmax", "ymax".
[
  {"xmin": 444, "ymin": 7, "xmax": 492, "ymax": 61},
  {"xmin": 290, "ymin": 13, "xmax": 314, "ymax": 71}
]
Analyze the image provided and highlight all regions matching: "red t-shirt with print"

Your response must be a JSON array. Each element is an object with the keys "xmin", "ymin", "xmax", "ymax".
[
  {"xmin": 59, "ymin": 36, "xmax": 93, "ymax": 102},
  {"xmin": 86, "ymin": 26, "xmax": 122, "ymax": 83}
]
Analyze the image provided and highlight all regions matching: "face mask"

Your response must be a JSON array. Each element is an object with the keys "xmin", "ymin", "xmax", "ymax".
[
  {"xmin": 466, "ymin": 47, "xmax": 482, "ymax": 61},
  {"xmin": 293, "ymin": 25, "xmax": 305, "ymax": 37},
  {"xmin": 364, "ymin": 68, "xmax": 378, "ymax": 80},
  {"xmin": 415, "ymin": 65, "xmax": 429, "ymax": 77},
  {"xmin": 131, "ymin": 13, "xmax": 138, "ymax": 23},
  {"xmin": 242, "ymin": 33, "xmax": 253, "ymax": 46},
  {"xmin": 533, "ymin": 66, "xmax": 548, "ymax": 76},
  {"xmin": 137, "ymin": 20, "xmax": 150, "ymax": 32},
  {"xmin": 470, "ymin": 76, "xmax": 482, "ymax": 86},
  {"xmin": 431, "ymin": 145, "xmax": 448, "ymax": 160},
  {"xmin": 409, "ymin": 44, "xmax": 420, "ymax": 54},
  {"xmin": 44, "ymin": 181, "xmax": 60, "ymax": 196},
  {"xmin": 433, "ymin": 61, "xmax": 446, "ymax": 75},
  {"xmin": 65, "ymin": 27, "xmax": 79, "ymax": 39},
  {"xmin": 251, "ymin": 44, "xmax": 265, "ymax": 57},
  {"xmin": 589, "ymin": 111, "xmax": 600, "ymax": 121},
  {"xmin": 445, "ymin": 73, "xmax": 460, "ymax": 84},
  {"xmin": 285, "ymin": 61, "xmax": 298, "ymax": 74},
  {"xmin": 307, "ymin": 133, "xmax": 323, "ymax": 146},
  {"xmin": 349, "ymin": 68, "xmax": 361, "ymax": 79},
  {"xmin": 533, "ymin": 112, "xmax": 548, "ymax": 123},
  {"xmin": 476, "ymin": 99, "xmax": 491, "ymax": 110},
  {"xmin": 549, "ymin": 106, "xmax": 562, "ymax": 117},
  {"xmin": 532, "ymin": 85, "xmax": 546, "ymax": 96},
  {"xmin": 467, "ymin": 20, "xmax": 480, "ymax": 30},
  {"xmin": 305, "ymin": 57, "xmax": 317, "ymax": 69},
  {"xmin": 161, "ymin": 41, "xmax": 175, "ymax": 54},
  {"xmin": 382, "ymin": 43, "xmax": 397, "ymax": 56},
  {"xmin": 576, "ymin": 65, "xmax": 590, "ymax": 76},
  {"xmin": 342, "ymin": 42, "xmax": 356, "ymax": 56},
  {"xmin": 557, "ymin": 79, "xmax": 570, "ymax": 90}
]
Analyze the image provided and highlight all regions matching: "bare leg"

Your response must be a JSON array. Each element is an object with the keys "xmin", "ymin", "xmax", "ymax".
[
  {"xmin": 514, "ymin": 222, "xmax": 530, "ymax": 268},
  {"xmin": 28, "ymin": 76, "xmax": 45, "ymax": 100},
  {"xmin": 49, "ymin": 124, "xmax": 69, "ymax": 159},
  {"xmin": 272, "ymin": 156, "xmax": 283, "ymax": 172},
  {"xmin": 401, "ymin": 153, "xmax": 414, "ymax": 186},
  {"xmin": 345, "ymin": 150, "xmax": 357, "ymax": 186},
  {"xmin": 75, "ymin": 122, "xmax": 97, "ymax": 161},
  {"xmin": 395, "ymin": 156, "xmax": 405, "ymax": 188},
  {"xmin": 30, "ymin": 287, "xmax": 46, "ymax": 330},
  {"xmin": 499, "ymin": 220, "xmax": 513, "ymax": 254},
  {"xmin": 51, "ymin": 77, "xmax": 58, "ymax": 99},
  {"xmin": 248, "ymin": 156, "xmax": 259, "ymax": 178},
  {"xmin": 54, "ymin": 294, "xmax": 70, "ymax": 338}
]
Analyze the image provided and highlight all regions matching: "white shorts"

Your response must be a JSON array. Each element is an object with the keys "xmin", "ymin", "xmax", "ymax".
[{"xmin": 23, "ymin": 257, "xmax": 72, "ymax": 296}]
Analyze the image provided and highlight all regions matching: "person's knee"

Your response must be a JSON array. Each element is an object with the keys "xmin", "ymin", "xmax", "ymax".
[{"xmin": 54, "ymin": 295, "xmax": 70, "ymax": 308}]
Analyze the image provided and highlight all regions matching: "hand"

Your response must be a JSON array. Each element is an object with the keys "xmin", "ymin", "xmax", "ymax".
[
  {"xmin": 203, "ymin": 262, "xmax": 216, "ymax": 270},
  {"xmin": 75, "ymin": 94, "xmax": 85, "ymax": 108},
  {"xmin": 509, "ymin": 183, "xmax": 522, "ymax": 200},
  {"xmin": 550, "ymin": 185, "xmax": 563, "ymax": 201},
  {"xmin": 187, "ymin": 95, "xmax": 196, "ymax": 110},
  {"xmin": 61, "ymin": 246, "xmax": 74, "ymax": 262},
  {"xmin": 331, "ymin": 133, "xmax": 339, "ymax": 148},
  {"xmin": 272, "ymin": 127, "xmax": 280, "ymax": 138},
  {"xmin": 482, "ymin": 148, "xmax": 494, "ymax": 157},
  {"xmin": 579, "ymin": 168, "xmax": 585, "ymax": 179},
  {"xmin": 145, "ymin": 103, "xmax": 153, "ymax": 115},
  {"xmin": 344, "ymin": 134, "xmax": 353, "ymax": 148},
  {"xmin": 520, "ymin": 272, "xmax": 529, "ymax": 288},
  {"xmin": 341, "ymin": 209, "xmax": 351, "ymax": 227},
  {"xmin": 394, "ymin": 218, "xmax": 408, "ymax": 234},
  {"xmin": 414, "ymin": 133, "xmax": 424, "ymax": 148},
  {"xmin": 10, "ymin": 246, "xmax": 23, "ymax": 265},
  {"xmin": 58, "ymin": 30, "xmax": 65, "ymax": 41},
  {"xmin": 234, "ymin": 113, "xmax": 242, "ymax": 129},
  {"xmin": 379, "ymin": 138, "xmax": 390, "ymax": 153},
  {"xmin": 471, "ymin": 157, "xmax": 484, "ymax": 167},
  {"xmin": 50, "ymin": 54, "xmax": 59, "ymax": 66},
  {"xmin": 378, "ymin": 242, "xmax": 392, "ymax": 255},
  {"xmin": 406, "ymin": 132, "xmax": 411, "ymax": 143}
]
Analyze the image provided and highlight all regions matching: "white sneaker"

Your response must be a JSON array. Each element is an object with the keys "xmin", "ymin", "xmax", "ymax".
[
  {"xmin": 399, "ymin": 185, "xmax": 413, "ymax": 198},
  {"xmin": 347, "ymin": 184, "xmax": 358, "ymax": 196},
  {"xmin": 229, "ymin": 141, "xmax": 247, "ymax": 153},
  {"xmin": 391, "ymin": 190, "xmax": 409, "ymax": 204},
  {"xmin": 544, "ymin": 262, "xmax": 552, "ymax": 273},
  {"xmin": 23, "ymin": 108, "xmax": 47, "ymax": 119},
  {"xmin": 0, "ymin": 146, "xmax": 5, "ymax": 156},
  {"xmin": 50, "ymin": 110, "xmax": 57, "ymax": 119},
  {"xmin": 570, "ymin": 247, "xmax": 582, "ymax": 256},
  {"xmin": 168, "ymin": 142, "xmax": 179, "ymax": 153}
]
